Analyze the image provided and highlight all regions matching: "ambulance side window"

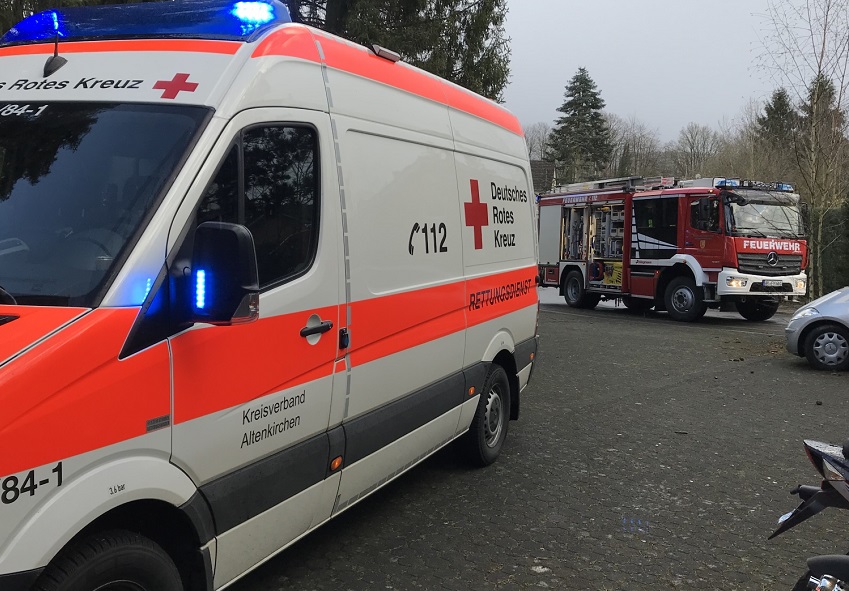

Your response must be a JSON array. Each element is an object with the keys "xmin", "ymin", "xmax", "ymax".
[{"xmin": 197, "ymin": 125, "xmax": 319, "ymax": 289}]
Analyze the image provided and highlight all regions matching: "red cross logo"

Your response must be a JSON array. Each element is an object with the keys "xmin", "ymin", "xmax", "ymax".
[
  {"xmin": 153, "ymin": 73, "xmax": 199, "ymax": 99},
  {"xmin": 464, "ymin": 179, "xmax": 489, "ymax": 250}
]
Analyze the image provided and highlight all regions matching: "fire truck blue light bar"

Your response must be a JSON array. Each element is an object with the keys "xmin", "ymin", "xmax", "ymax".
[{"xmin": 1, "ymin": 0, "xmax": 291, "ymax": 46}]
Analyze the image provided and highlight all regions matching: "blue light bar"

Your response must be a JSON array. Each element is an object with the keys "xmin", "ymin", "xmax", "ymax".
[
  {"xmin": 715, "ymin": 179, "xmax": 740, "ymax": 188},
  {"xmin": 1, "ymin": 0, "xmax": 291, "ymax": 46}
]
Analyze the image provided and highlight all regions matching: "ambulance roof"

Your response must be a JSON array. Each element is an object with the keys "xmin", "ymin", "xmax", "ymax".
[{"xmin": 1, "ymin": 0, "xmax": 291, "ymax": 46}]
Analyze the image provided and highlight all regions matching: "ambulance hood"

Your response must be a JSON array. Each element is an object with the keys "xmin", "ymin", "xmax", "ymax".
[{"xmin": 0, "ymin": 306, "xmax": 88, "ymax": 366}]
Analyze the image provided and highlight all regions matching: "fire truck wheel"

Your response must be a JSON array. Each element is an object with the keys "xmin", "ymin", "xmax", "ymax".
[
  {"xmin": 622, "ymin": 296, "xmax": 654, "ymax": 312},
  {"xmin": 563, "ymin": 270, "xmax": 590, "ymax": 308},
  {"xmin": 664, "ymin": 277, "xmax": 707, "ymax": 322},
  {"xmin": 804, "ymin": 323, "xmax": 849, "ymax": 371},
  {"xmin": 462, "ymin": 364, "xmax": 510, "ymax": 466},
  {"xmin": 35, "ymin": 530, "xmax": 183, "ymax": 591},
  {"xmin": 735, "ymin": 297, "xmax": 780, "ymax": 321}
]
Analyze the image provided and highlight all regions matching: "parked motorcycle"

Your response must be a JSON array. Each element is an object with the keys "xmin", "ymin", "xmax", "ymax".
[{"xmin": 771, "ymin": 439, "xmax": 849, "ymax": 590}]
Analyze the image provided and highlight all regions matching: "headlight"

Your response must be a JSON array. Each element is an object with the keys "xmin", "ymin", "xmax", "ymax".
[
  {"xmin": 796, "ymin": 279, "xmax": 806, "ymax": 291},
  {"xmin": 726, "ymin": 277, "xmax": 748, "ymax": 288},
  {"xmin": 791, "ymin": 307, "xmax": 820, "ymax": 321}
]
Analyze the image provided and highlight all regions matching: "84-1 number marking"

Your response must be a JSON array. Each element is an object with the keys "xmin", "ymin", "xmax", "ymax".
[
  {"xmin": 2, "ymin": 462, "xmax": 63, "ymax": 505},
  {"xmin": 0, "ymin": 104, "xmax": 48, "ymax": 118}
]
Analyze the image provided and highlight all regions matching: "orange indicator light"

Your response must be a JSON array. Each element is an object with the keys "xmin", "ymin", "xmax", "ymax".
[
  {"xmin": 330, "ymin": 456, "xmax": 343, "ymax": 471},
  {"xmin": 468, "ymin": 387, "xmax": 475, "ymax": 396}
]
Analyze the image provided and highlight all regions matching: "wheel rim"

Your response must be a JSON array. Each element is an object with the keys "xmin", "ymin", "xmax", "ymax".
[
  {"xmin": 93, "ymin": 582, "xmax": 146, "ymax": 591},
  {"xmin": 566, "ymin": 279, "xmax": 580, "ymax": 302},
  {"xmin": 813, "ymin": 332, "xmax": 849, "ymax": 366},
  {"xmin": 671, "ymin": 285, "xmax": 695, "ymax": 313},
  {"xmin": 483, "ymin": 386, "xmax": 504, "ymax": 448}
]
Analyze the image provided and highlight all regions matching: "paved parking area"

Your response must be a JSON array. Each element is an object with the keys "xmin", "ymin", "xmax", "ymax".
[{"xmin": 232, "ymin": 290, "xmax": 849, "ymax": 590}]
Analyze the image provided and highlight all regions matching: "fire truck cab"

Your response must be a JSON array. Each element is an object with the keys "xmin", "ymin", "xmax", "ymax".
[{"xmin": 538, "ymin": 176, "xmax": 808, "ymax": 322}]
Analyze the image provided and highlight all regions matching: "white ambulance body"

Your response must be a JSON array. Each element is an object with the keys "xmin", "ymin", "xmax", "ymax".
[{"xmin": 0, "ymin": 2, "xmax": 539, "ymax": 589}]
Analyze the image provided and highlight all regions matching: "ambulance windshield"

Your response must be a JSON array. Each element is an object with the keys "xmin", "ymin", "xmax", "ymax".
[
  {"xmin": 0, "ymin": 102, "xmax": 209, "ymax": 307},
  {"xmin": 724, "ymin": 190, "xmax": 805, "ymax": 239}
]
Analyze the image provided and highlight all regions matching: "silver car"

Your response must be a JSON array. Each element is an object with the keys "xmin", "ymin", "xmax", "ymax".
[{"xmin": 786, "ymin": 287, "xmax": 849, "ymax": 371}]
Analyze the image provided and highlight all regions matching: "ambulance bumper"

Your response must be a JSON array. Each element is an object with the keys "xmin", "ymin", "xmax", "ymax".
[
  {"xmin": 717, "ymin": 268, "xmax": 807, "ymax": 297},
  {"xmin": 0, "ymin": 567, "xmax": 44, "ymax": 591}
]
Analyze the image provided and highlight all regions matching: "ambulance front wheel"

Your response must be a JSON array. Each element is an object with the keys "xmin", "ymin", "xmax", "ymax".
[
  {"xmin": 35, "ymin": 530, "xmax": 183, "ymax": 591},
  {"xmin": 462, "ymin": 364, "xmax": 511, "ymax": 467}
]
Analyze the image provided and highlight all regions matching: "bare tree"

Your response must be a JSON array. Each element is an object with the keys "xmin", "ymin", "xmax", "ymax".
[
  {"xmin": 523, "ymin": 122, "xmax": 551, "ymax": 161},
  {"xmin": 673, "ymin": 122, "xmax": 721, "ymax": 179},
  {"xmin": 623, "ymin": 116, "xmax": 663, "ymax": 176},
  {"xmin": 762, "ymin": 0, "xmax": 849, "ymax": 297}
]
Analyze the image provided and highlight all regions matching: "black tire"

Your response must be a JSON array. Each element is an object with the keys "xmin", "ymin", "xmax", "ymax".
[
  {"xmin": 735, "ymin": 297, "xmax": 780, "ymax": 321},
  {"xmin": 791, "ymin": 570, "xmax": 814, "ymax": 591},
  {"xmin": 803, "ymin": 323, "xmax": 849, "ymax": 371},
  {"xmin": 664, "ymin": 276, "xmax": 707, "ymax": 322},
  {"xmin": 35, "ymin": 530, "xmax": 183, "ymax": 591},
  {"xmin": 622, "ymin": 296, "xmax": 654, "ymax": 312},
  {"xmin": 462, "ymin": 365, "xmax": 511, "ymax": 467},
  {"xmin": 583, "ymin": 293, "xmax": 601, "ymax": 309},
  {"xmin": 563, "ymin": 270, "xmax": 596, "ymax": 308}
]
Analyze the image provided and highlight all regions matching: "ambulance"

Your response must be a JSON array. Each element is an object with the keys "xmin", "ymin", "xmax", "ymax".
[{"xmin": 0, "ymin": 2, "xmax": 539, "ymax": 589}]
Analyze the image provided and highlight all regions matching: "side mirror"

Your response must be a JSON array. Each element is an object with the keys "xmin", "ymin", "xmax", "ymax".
[{"xmin": 190, "ymin": 221, "xmax": 259, "ymax": 325}]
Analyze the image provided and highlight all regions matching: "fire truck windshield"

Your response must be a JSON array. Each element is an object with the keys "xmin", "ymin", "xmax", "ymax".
[
  {"xmin": 724, "ymin": 190, "xmax": 804, "ymax": 239},
  {"xmin": 0, "ymin": 102, "xmax": 210, "ymax": 307}
]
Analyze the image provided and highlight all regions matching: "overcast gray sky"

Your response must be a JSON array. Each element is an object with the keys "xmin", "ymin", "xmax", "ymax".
[{"xmin": 502, "ymin": 0, "xmax": 778, "ymax": 142}]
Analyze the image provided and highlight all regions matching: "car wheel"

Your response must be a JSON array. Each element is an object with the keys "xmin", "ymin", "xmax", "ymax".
[
  {"xmin": 462, "ymin": 365, "xmax": 511, "ymax": 466},
  {"xmin": 35, "ymin": 530, "xmax": 183, "ymax": 591},
  {"xmin": 804, "ymin": 323, "xmax": 849, "ymax": 371},
  {"xmin": 664, "ymin": 277, "xmax": 706, "ymax": 322},
  {"xmin": 735, "ymin": 297, "xmax": 780, "ymax": 321}
]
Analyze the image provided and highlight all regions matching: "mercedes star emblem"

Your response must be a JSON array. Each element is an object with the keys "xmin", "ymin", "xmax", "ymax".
[{"xmin": 766, "ymin": 251, "xmax": 779, "ymax": 266}]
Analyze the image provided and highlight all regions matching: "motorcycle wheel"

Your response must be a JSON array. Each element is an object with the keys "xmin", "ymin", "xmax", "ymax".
[{"xmin": 791, "ymin": 570, "xmax": 813, "ymax": 591}]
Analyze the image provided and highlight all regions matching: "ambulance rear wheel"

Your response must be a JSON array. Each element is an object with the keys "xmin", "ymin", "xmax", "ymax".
[
  {"xmin": 462, "ymin": 364, "xmax": 510, "ymax": 466},
  {"xmin": 563, "ymin": 270, "xmax": 594, "ymax": 308},
  {"xmin": 735, "ymin": 297, "xmax": 780, "ymax": 321},
  {"xmin": 35, "ymin": 530, "xmax": 183, "ymax": 591},
  {"xmin": 664, "ymin": 276, "xmax": 706, "ymax": 322}
]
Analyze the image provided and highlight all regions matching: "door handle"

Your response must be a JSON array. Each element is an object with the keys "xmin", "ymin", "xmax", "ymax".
[
  {"xmin": 300, "ymin": 320, "xmax": 333, "ymax": 338},
  {"xmin": 685, "ymin": 241, "xmax": 694, "ymax": 246}
]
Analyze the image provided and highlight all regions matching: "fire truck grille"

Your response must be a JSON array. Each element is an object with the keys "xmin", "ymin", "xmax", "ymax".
[{"xmin": 737, "ymin": 253, "xmax": 803, "ymax": 276}]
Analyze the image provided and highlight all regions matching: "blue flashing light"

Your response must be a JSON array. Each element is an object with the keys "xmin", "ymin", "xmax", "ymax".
[
  {"xmin": 777, "ymin": 182, "xmax": 795, "ymax": 192},
  {"xmin": 1, "ymin": 0, "xmax": 291, "ymax": 46},
  {"xmin": 715, "ymin": 179, "xmax": 740, "ymax": 188},
  {"xmin": 195, "ymin": 269, "xmax": 207, "ymax": 310},
  {"xmin": 232, "ymin": 2, "xmax": 275, "ymax": 25}
]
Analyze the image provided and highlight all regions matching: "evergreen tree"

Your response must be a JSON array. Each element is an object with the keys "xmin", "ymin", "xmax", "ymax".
[
  {"xmin": 756, "ymin": 88, "xmax": 797, "ymax": 146},
  {"xmin": 547, "ymin": 67, "xmax": 611, "ymax": 182},
  {"xmin": 796, "ymin": 74, "xmax": 849, "ymax": 297}
]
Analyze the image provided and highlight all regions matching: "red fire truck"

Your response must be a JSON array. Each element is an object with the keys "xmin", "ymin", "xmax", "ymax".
[{"xmin": 537, "ymin": 176, "xmax": 808, "ymax": 321}]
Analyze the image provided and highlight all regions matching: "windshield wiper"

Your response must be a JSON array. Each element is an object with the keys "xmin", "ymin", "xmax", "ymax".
[
  {"xmin": 0, "ymin": 284, "xmax": 17, "ymax": 305},
  {"xmin": 734, "ymin": 227, "xmax": 768, "ymax": 237}
]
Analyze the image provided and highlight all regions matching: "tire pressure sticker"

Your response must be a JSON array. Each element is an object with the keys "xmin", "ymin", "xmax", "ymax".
[{"xmin": 1, "ymin": 461, "xmax": 63, "ymax": 505}]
